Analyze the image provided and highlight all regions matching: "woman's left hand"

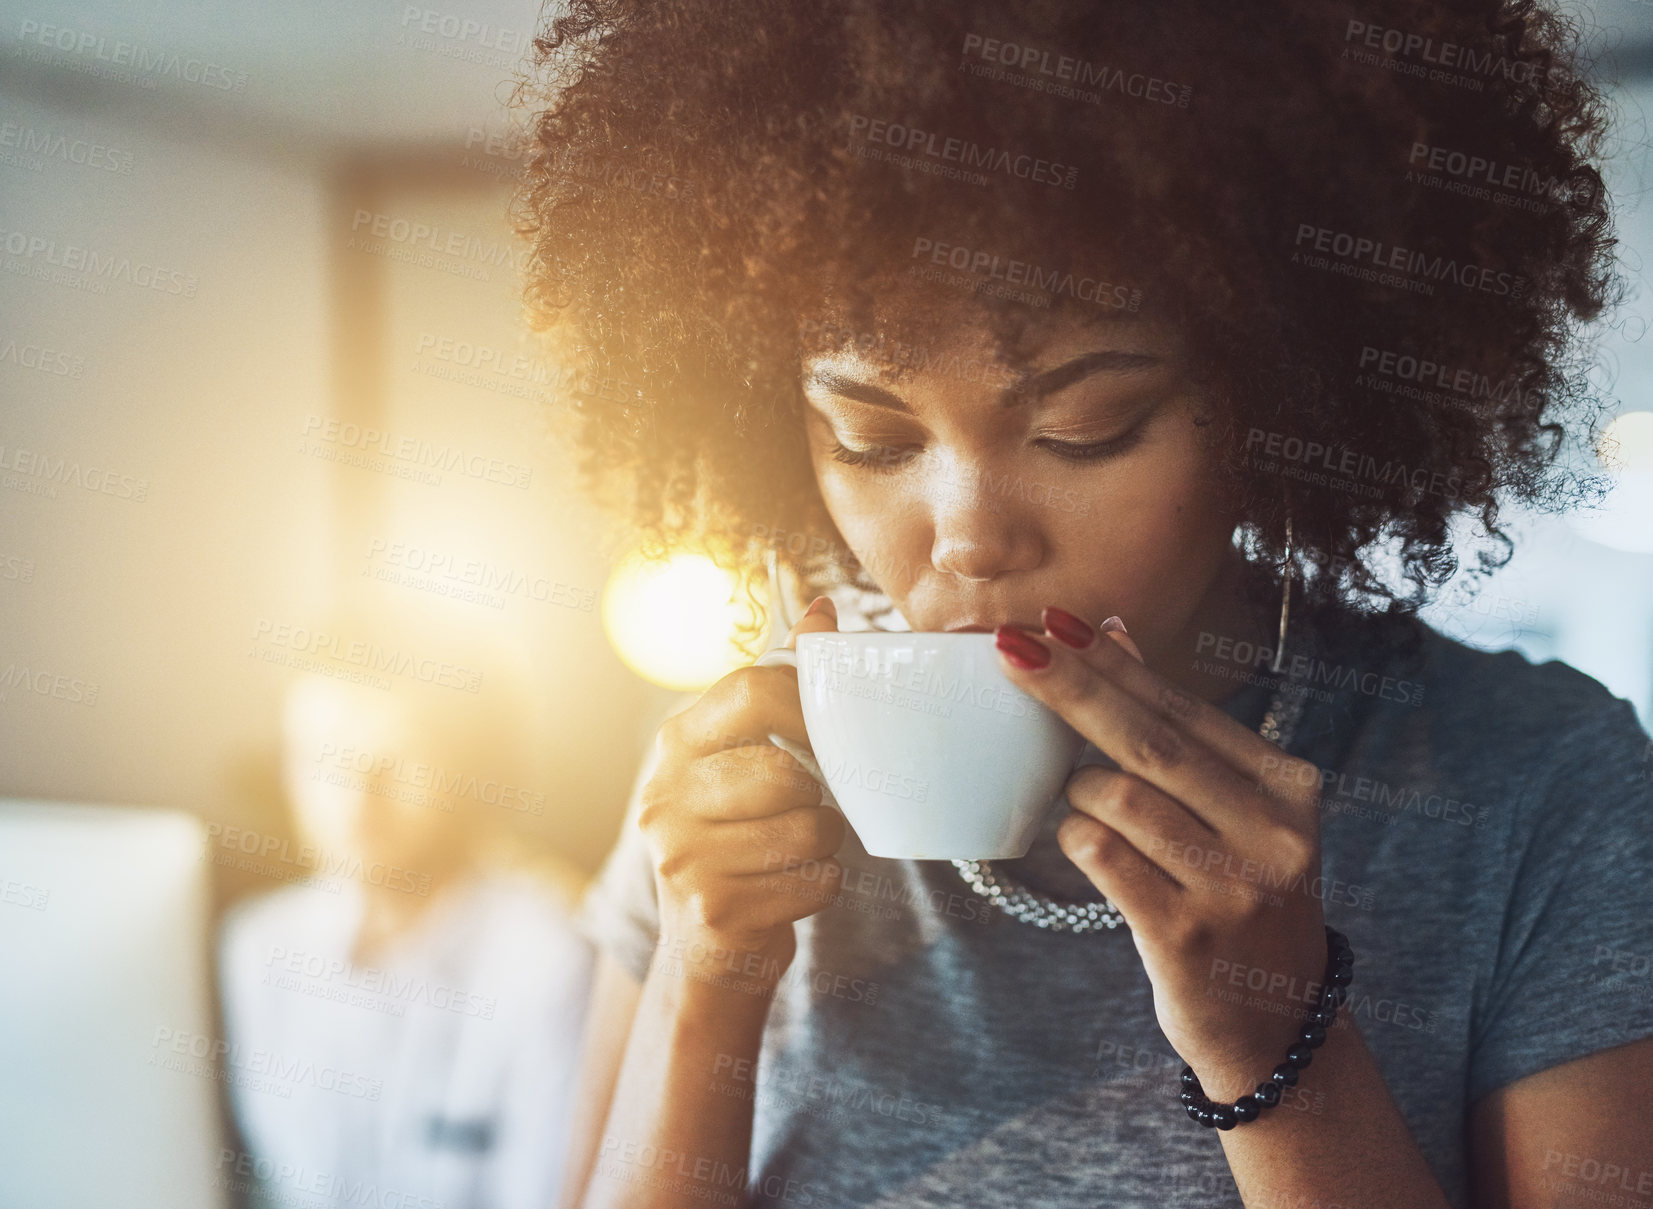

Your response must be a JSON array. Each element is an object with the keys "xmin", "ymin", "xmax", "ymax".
[{"xmin": 994, "ymin": 607, "xmax": 1330, "ymax": 1103}]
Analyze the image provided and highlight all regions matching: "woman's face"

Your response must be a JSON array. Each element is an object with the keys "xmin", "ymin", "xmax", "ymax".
[{"xmin": 799, "ymin": 293, "xmax": 1248, "ymax": 670}]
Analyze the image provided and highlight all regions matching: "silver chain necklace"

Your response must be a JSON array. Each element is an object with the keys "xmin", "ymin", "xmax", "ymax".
[{"xmin": 949, "ymin": 680, "xmax": 1305, "ymax": 932}]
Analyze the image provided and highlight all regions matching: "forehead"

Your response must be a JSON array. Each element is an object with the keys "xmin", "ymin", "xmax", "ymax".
[{"xmin": 799, "ymin": 287, "xmax": 1177, "ymax": 387}]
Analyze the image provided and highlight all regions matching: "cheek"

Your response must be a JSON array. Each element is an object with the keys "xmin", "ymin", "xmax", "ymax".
[
  {"xmin": 1066, "ymin": 424, "xmax": 1235, "ymax": 621},
  {"xmin": 813, "ymin": 467, "xmax": 930, "ymax": 593}
]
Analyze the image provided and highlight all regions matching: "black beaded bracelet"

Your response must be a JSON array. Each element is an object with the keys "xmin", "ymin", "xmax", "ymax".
[{"xmin": 1179, "ymin": 925, "xmax": 1354, "ymax": 1130}]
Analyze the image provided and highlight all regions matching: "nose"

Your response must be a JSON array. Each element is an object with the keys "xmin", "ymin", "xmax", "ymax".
[{"xmin": 927, "ymin": 465, "xmax": 1043, "ymax": 582}]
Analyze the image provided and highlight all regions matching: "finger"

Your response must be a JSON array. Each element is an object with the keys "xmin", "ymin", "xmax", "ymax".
[
  {"xmin": 645, "ymin": 795, "xmax": 844, "ymax": 883},
  {"xmin": 1038, "ymin": 608, "xmax": 1319, "ymax": 802},
  {"xmin": 1098, "ymin": 616, "xmax": 1145, "ymax": 664},
  {"xmin": 1056, "ymin": 811, "xmax": 1184, "ymax": 924},
  {"xmin": 670, "ymin": 594, "xmax": 843, "ymax": 760},
  {"xmin": 1065, "ymin": 766, "xmax": 1219, "ymax": 875},
  {"xmin": 739, "ymin": 858, "xmax": 849, "ymax": 922},
  {"xmin": 666, "ymin": 662, "xmax": 812, "ymax": 758},
  {"xmin": 1070, "ymin": 768, "xmax": 1308, "ymax": 912},
  {"xmin": 709, "ymin": 803, "xmax": 849, "ymax": 875},
  {"xmin": 677, "ymin": 743, "xmax": 830, "ymax": 821},
  {"xmin": 997, "ymin": 623, "xmax": 1288, "ymax": 835},
  {"xmin": 784, "ymin": 594, "xmax": 839, "ymax": 648}
]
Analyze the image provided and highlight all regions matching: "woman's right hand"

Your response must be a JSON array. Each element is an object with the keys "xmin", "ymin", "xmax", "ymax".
[{"xmin": 637, "ymin": 594, "xmax": 847, "ymax": 981}]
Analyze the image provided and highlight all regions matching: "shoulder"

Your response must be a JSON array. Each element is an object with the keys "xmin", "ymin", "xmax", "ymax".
[
  {"xmin": 215, "ymin": 881, "xmax": 358, "ymax": 1023},
  {"xmin": 1320, "ymin": 604, "xmax": 1648, "ymax": 769}
]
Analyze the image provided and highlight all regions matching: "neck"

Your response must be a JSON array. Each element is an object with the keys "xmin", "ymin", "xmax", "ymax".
[{"xmin": 350, "ymin": 860, "xmax": 469, "ymax": 965}]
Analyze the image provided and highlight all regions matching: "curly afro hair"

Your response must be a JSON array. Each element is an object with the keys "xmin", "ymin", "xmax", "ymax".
[{"xmin": 508, "ymin": 0, "xmax": 1624, "ymax": 654}]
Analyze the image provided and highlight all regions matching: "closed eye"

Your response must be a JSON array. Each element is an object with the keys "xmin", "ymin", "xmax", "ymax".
[
  {"xmin": 1035, "ymin": 426, "xmax": 1147, "ymax": 462},
  {"xmin": 828, "ymin": 424, "xmax": 1146, "ymax": 472}
]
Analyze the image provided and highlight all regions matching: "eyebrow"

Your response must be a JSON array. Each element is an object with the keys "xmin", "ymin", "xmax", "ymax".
[{"xmin": 803, "ymin": 349, "xmax": 1167, "ymax": 414}]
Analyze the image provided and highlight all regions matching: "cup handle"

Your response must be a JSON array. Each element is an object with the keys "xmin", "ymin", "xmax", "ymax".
[{"xmin": 752, "ymin": 646, "xmax": 840, "ymax": 811}]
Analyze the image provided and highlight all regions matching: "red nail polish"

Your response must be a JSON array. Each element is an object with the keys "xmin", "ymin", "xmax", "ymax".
[
  {"xmin": 995, "ymin": 625, "xmax": 1050, "ymax": 669},
  {"xmin": 1043, "ymin": 606, "xmax": 1095, "ymax": 649}
]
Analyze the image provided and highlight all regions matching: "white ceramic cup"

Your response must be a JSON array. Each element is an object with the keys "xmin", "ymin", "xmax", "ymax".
[{"xmin": 753, "ymin": 631, "xmax": 1087, "ymax": 860}]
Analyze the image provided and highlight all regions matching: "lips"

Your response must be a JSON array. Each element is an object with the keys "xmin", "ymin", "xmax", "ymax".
[{"xmin": 945, "ymin": 621, "xmax": 1046, "ymax": 633}]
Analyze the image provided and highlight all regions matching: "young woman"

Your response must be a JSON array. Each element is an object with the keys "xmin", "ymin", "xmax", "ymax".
[{"xmin": 511, "ymin": 1, "xmax": 1653, "ymax": 1206}]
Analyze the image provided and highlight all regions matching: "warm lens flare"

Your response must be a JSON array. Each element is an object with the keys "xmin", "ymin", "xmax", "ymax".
[{"xmin": 601, "ymin": 548, "xmax": 764, "ymax": 691}]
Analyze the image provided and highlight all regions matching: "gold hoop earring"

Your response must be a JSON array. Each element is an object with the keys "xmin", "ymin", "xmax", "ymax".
[{"xmin": 1271, "ymin": 513, "xmax": 1293, "ymax": 675}]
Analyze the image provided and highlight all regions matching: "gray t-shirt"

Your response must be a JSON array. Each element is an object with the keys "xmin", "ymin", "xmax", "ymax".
[{"xmin": 576, "ymin": 603, "xmax": 1653, "ymax": 1209}]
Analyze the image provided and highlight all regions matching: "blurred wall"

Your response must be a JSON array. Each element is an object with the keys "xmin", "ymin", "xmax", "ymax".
[{"xmin": 0, "ymin": 3, "xmax": 671, "ymax": 882}]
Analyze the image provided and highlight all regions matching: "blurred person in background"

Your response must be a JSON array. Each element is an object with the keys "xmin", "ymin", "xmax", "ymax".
[{"xmin": 218, "ymin": 659, "xmax": 593, "ymax": 1209}]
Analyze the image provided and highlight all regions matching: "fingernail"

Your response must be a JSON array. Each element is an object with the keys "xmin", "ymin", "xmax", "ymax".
[
  {"xmin": 1043, "ymin": 606, "xmax": 1095, "ymax": 649},
  {"xmin": 995, "ymin": 625, "xmax": 1050, "ymax": 669},
  {"xmin": 804, "ymin": 595, "xmax": 836, "ymax": 620},
  {"xmin": 1100, "ymin": 616, "xmax": 1128, "ymax": 635}
]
